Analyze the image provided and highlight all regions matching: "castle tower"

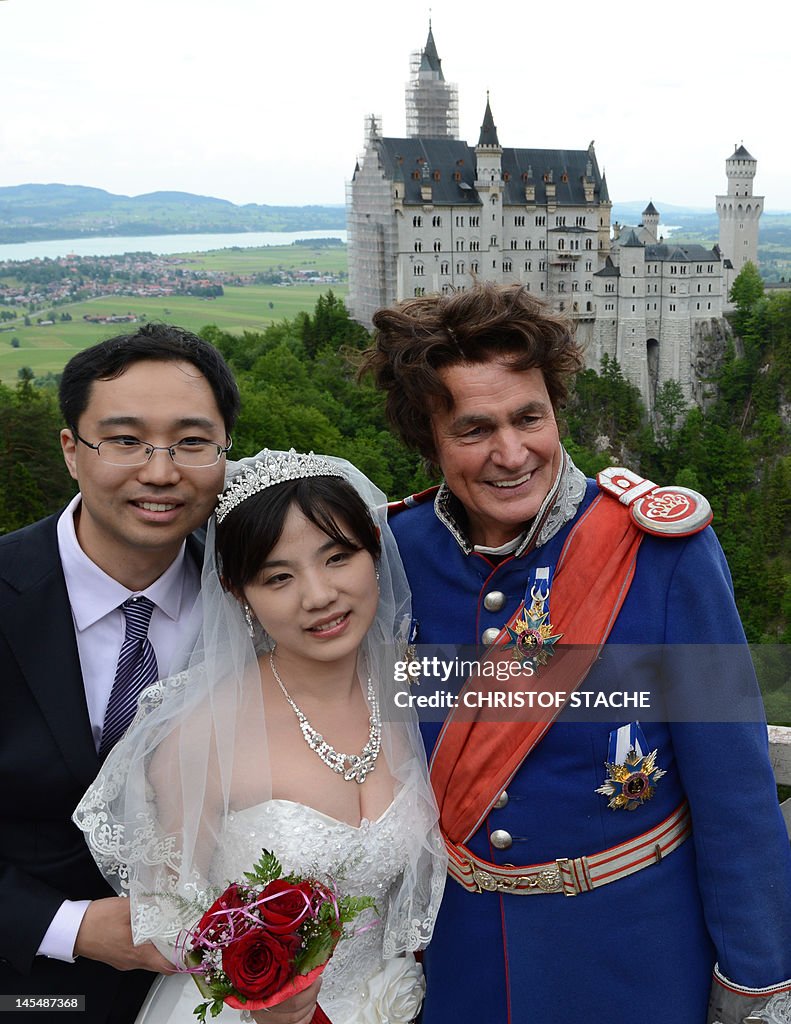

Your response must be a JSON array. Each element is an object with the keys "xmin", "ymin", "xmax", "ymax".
[
  {"xmin": 642, "ymin": 201, "xmax": 660, "ymax": 242},
  {"xmin": 405, "ymin": 23, "xmax": 459, "ymax": 138},
  {"xmin": 716, "ymin": 144, "xmax": 763, "ymax": 301},
  {"xmin": 474, "ymin": 95, "xmax": 503, "ymax": 282}
]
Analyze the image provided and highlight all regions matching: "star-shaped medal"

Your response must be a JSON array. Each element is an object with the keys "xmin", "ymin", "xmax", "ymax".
[
  {"xmin": 501, "ymin": 585, "xmax": 563, "ymax": 667},
  {"xmin": 595, "ymin": 748, "xmax": 666, "ymax": 810}
]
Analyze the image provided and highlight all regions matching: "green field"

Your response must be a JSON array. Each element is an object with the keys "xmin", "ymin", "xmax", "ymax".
[{"xmin": 0, "ymin": 244, "xmax": 348, "ymax": 383}]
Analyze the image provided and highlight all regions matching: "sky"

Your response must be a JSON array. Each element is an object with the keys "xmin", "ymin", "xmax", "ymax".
[{"xmin": 2, "ymin": 0, "xmax": 789, "ymax": 213}]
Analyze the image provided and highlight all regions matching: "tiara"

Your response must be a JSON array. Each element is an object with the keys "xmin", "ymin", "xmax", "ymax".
[{"xmin": 216, "ymin": 449, "xmax": 345, "ymax": 523}]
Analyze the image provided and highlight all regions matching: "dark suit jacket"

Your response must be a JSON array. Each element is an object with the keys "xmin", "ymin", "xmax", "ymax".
[{"xmin": 0, "ymin": 512, "xmax": 202, "ymax": 1023}]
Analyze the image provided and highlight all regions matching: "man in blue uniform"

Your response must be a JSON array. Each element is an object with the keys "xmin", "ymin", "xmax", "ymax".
[{"xmin": 364, "ymin": 283, "xmax": 791, "ymax": 1024}]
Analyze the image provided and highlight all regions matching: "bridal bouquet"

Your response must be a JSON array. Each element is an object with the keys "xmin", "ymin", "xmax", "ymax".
[{"xmin": 179, "ymin": 849, "xmax": 376, "ymax": 1022}]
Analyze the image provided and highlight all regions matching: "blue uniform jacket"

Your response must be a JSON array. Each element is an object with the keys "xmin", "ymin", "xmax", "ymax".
[{"xmin": 391, "ymin": 478, "xmax": 791, "ymax": 1024}]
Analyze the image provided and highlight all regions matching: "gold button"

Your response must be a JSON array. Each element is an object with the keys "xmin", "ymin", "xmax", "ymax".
[
  {"xmin": 492, "ymin": 790, "xmax": 509, "ymax": 810},
  {"xmin": 490, "ymin": 829, "xmax": 513, "ymax": 850},
  {"xmin": 483, "ymin": 591, "xmax": 506, "ymax": 612},
  {"xmin": 482, "ymin": 627, "xmax": 500, "ymax": 645}
]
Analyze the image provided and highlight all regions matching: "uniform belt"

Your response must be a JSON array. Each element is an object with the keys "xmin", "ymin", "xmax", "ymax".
[{"xmin": 446, "ymin": 800, "xmax": 691, "ymax": 896}]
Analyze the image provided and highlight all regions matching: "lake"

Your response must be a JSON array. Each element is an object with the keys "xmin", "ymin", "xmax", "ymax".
[{"xmin": 0, "ymin": 229, "xmax": 347, "ymax": 263}]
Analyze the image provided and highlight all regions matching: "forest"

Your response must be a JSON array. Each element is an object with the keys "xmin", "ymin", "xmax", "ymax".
[{"xmin": 1, "ymin": 271, "xmax": 790, "ymax": 717}]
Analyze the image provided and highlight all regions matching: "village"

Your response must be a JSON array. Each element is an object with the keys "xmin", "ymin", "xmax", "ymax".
[{"xmin": 0, "ymin": 249, "xmax": 343, "ymax": 323}]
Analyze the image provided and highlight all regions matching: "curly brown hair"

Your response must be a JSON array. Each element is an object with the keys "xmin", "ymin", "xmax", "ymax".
[{"xmin": 361, "ymin": 283, "xmax": 583, "ymax": 462}]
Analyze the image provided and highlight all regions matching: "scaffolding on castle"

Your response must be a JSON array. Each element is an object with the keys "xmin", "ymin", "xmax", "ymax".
[
  {"xmin": 346, "ymin": 124, "xmax": 399, "ymax": 330},
  {"xmin": 405, "ymin": 49, "xmax": 459, "ymax": 139}
]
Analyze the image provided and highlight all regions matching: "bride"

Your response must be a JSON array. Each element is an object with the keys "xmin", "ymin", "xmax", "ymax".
[{"xmin": 74, "ymin": 450, "xmax": 446, "ymax": 1024}]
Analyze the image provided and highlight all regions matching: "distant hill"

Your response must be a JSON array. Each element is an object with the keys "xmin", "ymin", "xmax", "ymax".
[{"xmin": 0, "ymin": 184, "xmax": 347, "ymax": 243}]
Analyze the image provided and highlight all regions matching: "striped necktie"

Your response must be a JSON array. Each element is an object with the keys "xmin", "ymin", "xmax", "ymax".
[{"xmin": 99, "ymin": 596, "xmax": 159, "ymax": 758}]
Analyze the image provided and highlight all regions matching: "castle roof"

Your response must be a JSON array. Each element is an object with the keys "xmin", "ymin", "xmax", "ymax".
[
  {"xmin": 374, "ymin": 137, "xmax": 608, "ymax": 207},
  {"xmin": 645, "ymin": 242, "xmax": 720, "ymax": 262},
  {"xmin": 622, "ymin": 229, "xmax": 644, "ymax": 247},
  {"xmin": 421, "ymin": 24, "xmax": 444, "ymax": 78},
  {"xmin": 643, "ymin": 201, "xmax": 659, "ymax": 216},
  {"xmin": 594, "ymin": 256, "xmax": 620, "ymax": 277},
  {"xmin": 730, "ymin": 144, "xmax": 755, "ymax": 161},
  {"xmin": 478, "ymin": 96, "xmax": 500, "ymax": 148},
  {"xmin": 600, "ymin": 173, "xmax": 610, "ymax": 203}
]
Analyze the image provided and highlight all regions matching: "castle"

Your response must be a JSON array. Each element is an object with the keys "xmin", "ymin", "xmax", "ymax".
[{"xmin": 346, "ymin": 26, "xmax": 763, "ymax": 412}]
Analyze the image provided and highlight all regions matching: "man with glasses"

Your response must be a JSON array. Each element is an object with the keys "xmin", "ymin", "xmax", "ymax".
[{"xmin": 0, "ymin": 324, "xmax": 240, "ymax": 1023}]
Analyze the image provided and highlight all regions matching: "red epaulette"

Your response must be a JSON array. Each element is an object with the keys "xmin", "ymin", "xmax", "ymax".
[
  {"xmin": 597, "ymin": 466, "xmax": 712, "ymax": 537},
  {"xmin": 387, "ymin": 485, "xmax": 441, "ymax": 517}
]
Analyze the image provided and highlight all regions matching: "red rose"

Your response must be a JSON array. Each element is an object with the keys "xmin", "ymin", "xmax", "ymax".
[
  {"xmin": 195, "ymin": 884, "xmax": 250, "ymax": 944},
  {"xmin": 222, "ymin": 928, "xmax": 299, "ymax": 1000},
  {"xmin": 259, "ymin": 880, "xmax": 314, "ymax": 935}
]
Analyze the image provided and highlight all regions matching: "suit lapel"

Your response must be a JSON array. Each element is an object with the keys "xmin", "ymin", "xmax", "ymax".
[{"xmin": 1, "ymin": 516, "xmax": 99, "ymax": 786}]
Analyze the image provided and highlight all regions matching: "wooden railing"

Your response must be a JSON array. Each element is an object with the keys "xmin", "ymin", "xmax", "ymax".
[{"xmin": 768, "ymin": 725, "xmax": 791, "ymax": 836}]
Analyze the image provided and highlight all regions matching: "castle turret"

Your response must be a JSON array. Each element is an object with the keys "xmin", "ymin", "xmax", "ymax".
[
  {"xmin": 642, "ymin": 201, "xmax": 660, "ymax": 242},
  {"xmin": 474, "ymin": 95, "xmax": 503, "ymax": 282},
  {"xmin": 716, "ymin": 144, "xmax": 763, "ymax": 302},
  {"xmin": 405, "ymin": 23, "xmax": 459, "ymax": 139}
]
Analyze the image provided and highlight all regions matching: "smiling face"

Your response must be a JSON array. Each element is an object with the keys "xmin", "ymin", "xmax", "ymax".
[
  {"xmin": 60, "ymin": 358, "xmax": 228, "ymax": 586},
  {"xmin": 242, "ymin": 504, "xmax": 379, "ymax": 674},
  {"xmin": 431, "ymin": 360, "xmax": 562, "ymax": 548}
]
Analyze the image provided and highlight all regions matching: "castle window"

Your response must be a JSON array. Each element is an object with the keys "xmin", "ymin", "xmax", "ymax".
[
  {"xmin": 555, "ymin": 216, "xmax": 566, "ymax": 227},
  {"xmin": 585, "ymin": 238, "xmax": 593, "ymax": 250},
  {"xmin": 670, "ymin": 303, "xmax": 676, "ymax": 311},
  {"xmin": 503, "ymin": 260, "xmax": 512, "ymax": 273},
  {"xmin": 413, "ymin": 215, "xmax": 423, "ymax": 227},
  {"xmin": 707, "ymin": 302, "xmax": 711, "ymax": 310},
  {"xmin": 414, "ymin": 241, "xmax": 423, "ymax": 253},
  {"xmin": 456, "ymin": 239, "xmax": 465, "ymax": 251},
  {"xmin": 442, "ymin": 284, "xmax": 452, "ymax": 294},
  {"xmin": 585, "ymin": 282, "xmax": 592, "ymax": 291},
  {"xmin": 490, "ymin": 236, "xmax": 498, "ymax": 247},
  {"xmin": 453, "ymin": 172, "xmax": 462, "ymax": 181},
  {"xmin": 572, "ymin": 281, "xmax": 579, "ymax": 292},
  {"xmin": 539, "ymin": 260, "xmax": 546, "ymax": 271},
  {"xmin": 540, "ymin": 282, "xmax": 545, "ymax": 291},
  {"xmin": 414, "ymin": 287, "xmax": 425, "ymax": 296},
  {"xmin": 585, "ymin": 261, "xmax": 592, "ymax": 272},
  {"xmin": 470, "ymin": 216, "xmax": 480, "ymax": 227},
  {"xmin": 413, "ymin": 263, "xmax": 424, "ymax": 276},
  {"xmin": 558, "ymin": 281, "xmax": 566, "ymax": 292},
  {"xmin": 434, "ymin": 240, "xmax": 442, "ymax": 252},
  {"xmin": 456, "ymin": 262, "xmax": 465, "ymax": 274},
  {"xmin": 525, "ymin": 261, "xmax": 532, "ymax": 271},
  {"xmin": 471, "ymin": 261, "xmax": 479, "ymax": 273},
  {"xmin": 535, "ymin": 215, "xmax": 546, "ymax": 227},
  {"xmin": 432, "ymin": 215, "xmax": 442, "ymax": 227},
  {"xmin": 632, "ymin": 305, "xmax": 636, "ymax": 313},
  {"xmin": 440, "ymin": 261, "xmax": 449, "ymax": 275},
  {"xmin": 526, "ymin": 239, "xmax": 532, "ymax": 250},
  {"xmin": 632, "ymin": 266, "xmax": 636, "ymax": 275},
  {"xmin": 456, "ymin": 215, "xmax": 465, "ymax": 227},
  {"xmin": 558, "ymin": 238, "xmax": 565, "ymax": 250},
  {"xmin": 510, "ymin": 239, "xmax": 518, "ymax": 250},
  {"xmin": 433, "ymin": 170, "xmax": 441, "ymax": 181},
  {"xmin": 470, "ymin": 240, "xmax": 480, "ymax": 251}
]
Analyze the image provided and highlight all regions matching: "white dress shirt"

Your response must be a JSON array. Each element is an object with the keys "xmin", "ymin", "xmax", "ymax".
[{"xmin": 38, "ymin": 494, "xmax": 201, "ymax": 961}]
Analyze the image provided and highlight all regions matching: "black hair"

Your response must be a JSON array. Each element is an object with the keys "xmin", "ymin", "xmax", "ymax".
[
  {"xmin": 216, "ymin": 475, "xmax": 381, "ymax": 592},
  {"xmin": 58, "ymin": 322, "xmax": 240, "ymax": 433}
]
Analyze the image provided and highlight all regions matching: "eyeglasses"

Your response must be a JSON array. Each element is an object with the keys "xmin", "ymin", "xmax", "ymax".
[{"xmin": 72, "ymin": 430, "xmax": 233, "ymax": 468}]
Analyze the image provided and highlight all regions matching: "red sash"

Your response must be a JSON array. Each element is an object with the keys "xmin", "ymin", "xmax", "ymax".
[{"xmin": 430, "ymin": 494, "xmax": 644, "ymax": 845}]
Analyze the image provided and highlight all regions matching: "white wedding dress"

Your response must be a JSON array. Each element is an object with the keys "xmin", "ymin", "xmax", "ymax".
[{"xmin": 133, "ymin": 785, "xmax": 426, "ymax": 1024}]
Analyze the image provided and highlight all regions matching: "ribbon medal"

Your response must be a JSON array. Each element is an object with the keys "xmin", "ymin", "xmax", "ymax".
[
  {"xmin": 596, "ymin": 723, "xmax": 666, "ymax": 810},
  {"xmin": 502, "ymin": 567, "xmax": 563, "ymax": 668}
]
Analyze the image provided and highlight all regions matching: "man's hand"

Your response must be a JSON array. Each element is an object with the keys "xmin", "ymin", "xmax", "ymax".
[
  {"xmin": 73, "ymin": 897, "xmax": 175, "ymax": 973},
  {"xmin": 251, "ymin": 978, "xmax": 322, "ymax": 1024}
]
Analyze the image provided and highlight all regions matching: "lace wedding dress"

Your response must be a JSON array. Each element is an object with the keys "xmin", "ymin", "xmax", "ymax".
[{"xmin": 132, "ymin": 786, "xmax": 426, "ymax": 1024}]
